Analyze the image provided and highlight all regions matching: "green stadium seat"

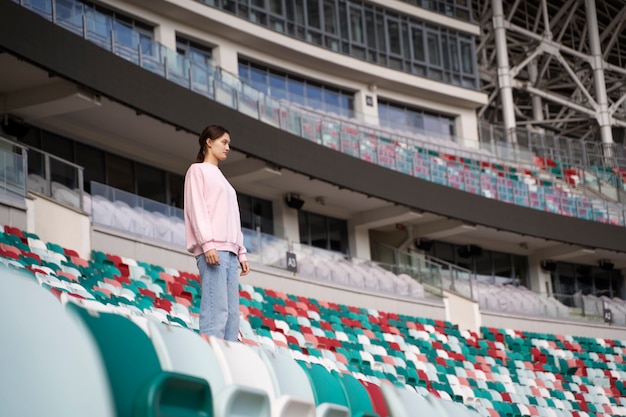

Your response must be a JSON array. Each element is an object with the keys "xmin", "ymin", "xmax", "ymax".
[
  {"xmin": 298, "ymin": 361, "xmax": 350, "ymax": 417},
  {"xmin": 66, "ymin": 300, "xmax": 212, "ymax": 417},
  {"xmin": 0, "ymin": 267, "xmax": 115, "ymax": 417},
  {"xmin": 333, "ymin": 371, "xmax": 379, "ymax": 417}
]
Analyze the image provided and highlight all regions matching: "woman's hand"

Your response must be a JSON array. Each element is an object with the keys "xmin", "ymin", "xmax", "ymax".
[
  {"xmin": 204, "ymin": 249, "xmax": 220, "ymax": 266},
  {"xmin": 240, "ymin": 260, "xmax": 250, "ymax": 276}
]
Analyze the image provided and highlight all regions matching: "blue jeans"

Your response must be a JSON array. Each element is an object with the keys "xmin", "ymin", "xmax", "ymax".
[{"xmin": 196, "ymin": 251, "xmax": 240, "ymax": 341}]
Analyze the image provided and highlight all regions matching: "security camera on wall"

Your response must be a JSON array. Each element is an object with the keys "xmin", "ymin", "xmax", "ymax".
[{"xmin": 285, "ymin": 193, "xmax": 305, "ymax": 210}]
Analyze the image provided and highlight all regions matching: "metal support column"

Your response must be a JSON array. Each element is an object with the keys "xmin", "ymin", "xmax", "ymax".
[
  {"xmin": 491, "ymin": 0, "xmax": 517, "ymax": 143},
  {"xmin": 585, "ymin": 0, "xmax": 614, "ymax": 162}
]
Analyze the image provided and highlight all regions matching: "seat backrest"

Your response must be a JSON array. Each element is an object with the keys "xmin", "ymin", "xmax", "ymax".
[
  {"xmin": 334, "ymin": 372, "xmax": 379, "ymax": 417},
  {"xmin": 380, "ymin": 384, "xmax": 440, "ymax": 417},
  {"xmin": 360, "ymin": 380, "xmax": 391, "ymax": 417},
  {"xmin": 67, "ymin": 301, "xmax": 212, "ymax": 417},
  {"xmin": 146, "ymin": 320, "xmax": 226, "ymax": 396},
  {"xmin": 208, "ymin": 336, "xmax": 272, "ymax": 417},
  {"xmin": 298, "ymin": 361, "xmax": 351, "ymax": 417},
  {"xmin": 259, "ymin": 349, "xmax": 316, "ymax": 417},
  {"xmin": 0, "ymin": 269, "xmax": 114, "ymax": 417}
]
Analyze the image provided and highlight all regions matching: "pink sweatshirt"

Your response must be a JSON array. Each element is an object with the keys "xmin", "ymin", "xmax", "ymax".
[{"xmin": 184, "ymin": 162, "xmax": 247, "ymax": 262}]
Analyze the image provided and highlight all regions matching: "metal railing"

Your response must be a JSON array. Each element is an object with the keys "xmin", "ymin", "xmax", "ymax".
[
  {"xmin": 12, "ymin": 0, "xmax": 626, "ymax": 227},
  {"xmin": 0, "ymin": 134, "xmax": 85, "ymax": 209},
  {"xmin": 0, "ymin": 136, "xmax": 27, "ymax": 202}
]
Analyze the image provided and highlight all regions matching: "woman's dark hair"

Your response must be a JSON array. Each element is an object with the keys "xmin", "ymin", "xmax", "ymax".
[{"xmin": 196, "ymin": 124, "xmax": 230, "ymax": 162}]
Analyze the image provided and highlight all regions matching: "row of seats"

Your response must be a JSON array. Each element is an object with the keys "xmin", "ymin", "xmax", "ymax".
[
  {"xmin": 1, "ymin": 224, "xmax": 626, "ymax": 417},
  {"xmin": 442, "ymin": 277, "xmax": 570, "ymax": 319},
  {"xmin": 2, "ymin": 268, "xmax": 480, "ymax": 417}
]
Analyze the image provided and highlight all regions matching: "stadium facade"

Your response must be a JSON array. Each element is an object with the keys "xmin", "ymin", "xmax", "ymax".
[{"xmin": 1, "ymin": 0, "xmax": 626, "ymax": 338}]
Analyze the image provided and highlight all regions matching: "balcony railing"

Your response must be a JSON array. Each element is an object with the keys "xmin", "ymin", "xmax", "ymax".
[
  {"xmin": 12, "ymin": 0, "xmax": 626, "ymax": 227},
  {"xmin": 0, "ymin": 136, "xmax": 27, "ymax": 203},
  {"xmin": 90, "ymin": 182, "xmax": 185, "ymax": 248}
]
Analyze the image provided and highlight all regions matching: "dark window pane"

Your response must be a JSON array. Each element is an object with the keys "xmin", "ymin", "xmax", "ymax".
[
  {"xmin": 427, "ymin": 32, "xmax": 441, "ymax": 66},
  {"xmin": 106, "ymin": 153, "xmax": 133, "ymax": 192},
  {"xmin": 387, "ymin": 18, "xmax": 401, "ymax": 54},
  {"xmin": 136, "ymin": 162, "xmax": 165, "ymax": 203},
  {"xmin": 168, "ymin": 173, "xmax": 184, "ymax": 208},
  {"xmin": 307, "ymin": 0, "xmax": 321, "ymax": 28},
  {"xmin": 411, "ymin": 26, "xmax": 424, "ymax": 62},
  {"xmin": 76, "ymin": 142, "xmax": 105, "ymax": 193}
]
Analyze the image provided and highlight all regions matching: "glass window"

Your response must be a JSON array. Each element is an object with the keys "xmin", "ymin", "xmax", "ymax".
[
  {"xmin": 167, "ymin": 173, "xmax": 184, "ymax": 208},
  {"xmin": 299, "ymin": 210, "xmax": 348, "ymax": 253},
  {"xmin": 307, "ymin": 0, "xmax": 321, "ymax": 28},
  {"xmin": 200, "ymin": 0, "xmax": 479, "ymax": 88},
  {"xmin": 288, "ymin": 80, "xmax": 306, "ymax": 105},
  {"xmin": 106, "ymin": 153, "xmax": 134, "ymax": 193},
  {"xmin": 249, "ymin": 66, "xmax": 268, "ymax": 92},
  {"xmin": 177, "ymin": 37, "xmax": 213, "ymax": 68},
  {"xmin": 349, "ymin": 6, "xmax": 364, "ymax": 44},
  {"xmin": 324, "ymin": 90, "xmax": 341, "ymax": 114},
  {"xmin": 306, "ymin": 84, "xmax": 323, "ymax": 108},
  {"xmin": 238, "ymin": 193, "xmax": 274, "ymax": 234},
  {"xmin": 460, "ymin": 40, "xmax": 474, "ymax": 74},
  {"xmin": 386, "ymin": 17, "xmax": 401, "ymax": 55},
  {"xmin": 269, "ymin": 71, "xmax": 288, "ymax": 100},
  {"xmin": 41, "ymin": 131, "xmax": 73, "ymax": 161},
  {"xmin": 379, "ymin": 99, "xmax": 455, "ymax": 139},
  {"xmin": 411, "ymin": 25, "xmax": 425, "ymax": 62},
  {"xmin": 323, "ymin": 0, "xmax": 337, "ymax": 34},
  {"xmin": 76, "ymin": 142, "xmax": 105, "ymax": 193},
  {"xmin": 327, "ymin": 216, "xmax": 348, "ymax": 252},
  {"xmin": 270, "ymin": 0, "xmax": 284, "ymax": 14},
  {"xmin": 239, "ymin": 59, "xmax": 354, "ymax": 115},
  {"xmin": 136, "ymin": 162, "xmax": 165, "ymax": 203},
  {"xmin": 427, "ymin": 32, "xmax": 441, "ymax": 66}
]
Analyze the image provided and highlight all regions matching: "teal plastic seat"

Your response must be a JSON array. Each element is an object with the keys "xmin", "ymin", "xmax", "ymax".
[
  {"xmin": 333, "ymin": 371, "xmax": 379, "ymax": 417},
  {"xmin": 67, "ymin": 301, "xmax": 212, "ymax": 417},
  {"xmin": 298, "ymin": 361, "xmax": 350, "ymax": 417}
]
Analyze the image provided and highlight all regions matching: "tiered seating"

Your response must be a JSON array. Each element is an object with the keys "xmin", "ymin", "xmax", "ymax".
[
  {"xmin": 575, "ymin": 293, "xmax": 626, "ymax": 326},
  {"xmin": 292, "ymin": 246, "xmax": 425, "ymax": 299},
  {"xmin": 444, "ymin": 277, "xmax": 570, "ymax": 319},
  {"xmin": 2, "ymin": 225, "xmax": 626, "ymax": 417}
]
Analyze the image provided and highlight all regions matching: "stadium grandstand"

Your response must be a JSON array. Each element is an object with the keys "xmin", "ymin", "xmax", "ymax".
[{"xmin": 2, "ymin": 0, "xmax": 626, "ymax": 415}]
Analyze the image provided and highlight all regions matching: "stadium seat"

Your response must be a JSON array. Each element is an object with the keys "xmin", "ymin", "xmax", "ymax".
[
  {"xmin": 66, "ymin": 300, "xmax": 213, "ymax": 417},
  {"xmin": 146, "ymin": 320, "xmax": 278, "ymax": 416},
  {"xmin": 0, "ymin": 267, "xmax": 115, "ymax": 417},
  {"xmin": 333, "ymin": 371, "xmax": 379, "ymax": 417},
  {"xmin": 298, "ymin": 361, "xmax": 351, "ymax": 417},
  {"xmin": 380, "ymin": 383, "xmax": 441, "ymax": 417},
  {"xmin": 259, "ymin": 349, "xmax": 317, "ymax": 417},
  {"xmin": 208, "ymin": 336, "xmax": 273, "ymax": 417}
]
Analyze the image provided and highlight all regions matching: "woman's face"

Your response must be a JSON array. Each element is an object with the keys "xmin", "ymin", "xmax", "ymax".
[{"xmin": 206, "ymin": 132, "xmax": 230, "ymax": 164}]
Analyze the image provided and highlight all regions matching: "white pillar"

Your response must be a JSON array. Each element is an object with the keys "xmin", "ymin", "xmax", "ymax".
[
  {"xmin": 492, "ymin": 0, "xmax": 517, "ymax": 143},
  {"xmin": 348, "ymin": 224, "xmax": 371, "ymax": 260},
  {"xmin": 585, "ymin": 0, "xmax": 614, "ymax": 156},
  {"xmin": 213, "ymin": 43, "xmax": 239, "ymax": 75},
  {"xmin": 154, "ymin": 23, "xmax": 177, "ymax": 51},
  {"xmin": 528, "ymin": 61, "xmax": 544, "ymax": 131},
  {"xmin": 354, "ymin": 86, "xmax": 379, "ymax": 126}
]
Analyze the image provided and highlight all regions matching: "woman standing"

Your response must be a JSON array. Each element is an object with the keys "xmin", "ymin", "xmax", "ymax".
[{"xmin": 184, "ymin": 124, "xmax": 250, "ymax": 341}]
